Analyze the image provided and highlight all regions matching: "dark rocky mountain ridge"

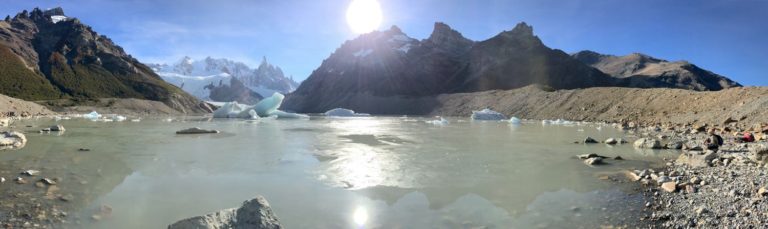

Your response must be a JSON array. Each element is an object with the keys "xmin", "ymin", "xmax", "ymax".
[
  {"xmin": 285, "ymin": 22, "xmax": 733, "ymax": 114},
  {"xmin": 0, "ymin": 7, "xmax": 208, "ymax": 113},
  {"xmin": 572, "ymin": 50, "xmax": 741, "ymax": 91}
]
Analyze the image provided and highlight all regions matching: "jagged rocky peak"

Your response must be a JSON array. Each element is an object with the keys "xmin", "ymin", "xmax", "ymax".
[
  {"xmin": 427, "ymin": 22, "xmax": 473, "ymax": 47},
  {"xmin": 43, "ymin": 7, "xmax": 65, "ymax": 16}
]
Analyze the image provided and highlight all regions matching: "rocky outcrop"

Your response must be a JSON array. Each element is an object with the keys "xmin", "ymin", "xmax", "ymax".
[
  {"xmin": 0, "ymin": 8, "xmax": 207, "ymax": 113},
  {"xmin": 572, "ymin": 50, "xmax": 741, "ymax": 91},
  {"xmin": 205, "ymin": 77, "xmax": 264, "ymax": 105},
  {"xmin": 168, "ymin": 196, "xmax": 282, "ymax": 229}
]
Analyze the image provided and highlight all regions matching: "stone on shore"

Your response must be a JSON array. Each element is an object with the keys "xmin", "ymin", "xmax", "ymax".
[
  {"xmin": 604, "ymin": 138, "xmax": 618, "ymax": 145},
  {"xmin": 176, "ymin": 127, "xmax": 220, "ymax": 135},
  {"xmin": 665, "ymin": 141, "xmax": 684, "ymax": 150},
  {"xmin": 168, "ymin": 196, "xmax": 281, "ymax": 229},
  {"xmin": 748, "ymin": 144, "xmax": 768, "ymax": 164},
  {"xmin": 584, "ymin": 137, "xmax": 598, "ymax": 144},
  {"xmin": 661, "ymin": 182, "xmax": 677, "ymax": 192},
  {"xmin": 634, "ymin": 138, "xmax": 662, "ymax": 149},
  {"xmin": 676, "ymin": 150, "xmax": 718, "ymax": 167}
]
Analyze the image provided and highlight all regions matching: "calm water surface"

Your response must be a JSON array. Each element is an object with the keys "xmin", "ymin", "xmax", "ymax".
[{"xmin": 3, "ymin": 116, "xmax": 678, "ymax": 228}]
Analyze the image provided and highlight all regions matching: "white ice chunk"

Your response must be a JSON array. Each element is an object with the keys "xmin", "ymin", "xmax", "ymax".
[
  {"xmin": 324, "ymin": 108, "xmax": 370, "ymax": 117},
  {"xmin": 253, "ymin": 92, "xmax": 285, "ymax": 117},
  {"xmin": 271, "ymin": 110, "xmax": 309, "ymax": 119},
  {"xmin": 471, "ymin": 108, "xmax": 507, "ymax": 121},
  {"xmin": 114, "ymin": 115, "xmax": 127, "ymax": 122},
  {"xmin": 131, "ymin": 119, "xmax": 141, "ymax": 122},
  {"xmin": 83, "ymin": 111, "xmax": 101, "ymax": 119},
  {"xmin": 509, "ymin": 117, "xmax": 522, "ymax": 124},
  {"xmin": 426, "ymin": 117, "xmax": 449, "ymax": 125}
]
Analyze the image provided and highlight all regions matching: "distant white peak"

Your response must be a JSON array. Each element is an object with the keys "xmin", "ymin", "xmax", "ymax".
[{"xmin": 353, "ymin": 49, "xmax": 373, "ymax": 58}]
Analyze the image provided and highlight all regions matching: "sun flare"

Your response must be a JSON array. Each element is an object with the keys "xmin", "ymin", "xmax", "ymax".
[{"xmin": 346, "ymin": 0, "xmax": 383, "ymax": 34}]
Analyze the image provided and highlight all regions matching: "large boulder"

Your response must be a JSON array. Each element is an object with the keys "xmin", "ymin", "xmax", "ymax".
[
  {"xmin": 676, "ymin": 150, "xmax": 718, "ymax": 167},
  {"xmin": 0, "ymin": 131, "xmax": 27, "ymax": 150},
  {"xmin": 168, "ymin": 196, "xmax": 282, "ymax": 229},
  {"xmin": 748, "ymin": 144, "xmax": 768, "ymax": 164},
  {"xmin": 634, "ymin": 138, "xmax": 662, "ymax": 149}
]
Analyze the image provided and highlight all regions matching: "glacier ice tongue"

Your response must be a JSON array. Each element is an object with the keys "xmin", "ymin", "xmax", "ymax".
[
  {"xmin": 324, "ymin": 108, "xmax": 370, "ymax": 117},
  {"xmin": 470, "ymin": 108, "xmax": 507, "ymax": 121},
  {"xmin": 254, "ymin": 93, "xmax": 285, "ymax": 117}
]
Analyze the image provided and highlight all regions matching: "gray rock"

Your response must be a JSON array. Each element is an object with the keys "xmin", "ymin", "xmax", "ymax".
[
  {"xmin": 634, "ymin": 138, "xmax": 662, "ymax": 149},
  {"xmin": 676, "ymin": 151, "xmax": 718, "ymax": 167},
  {"xmin": 176, "ymin": 127, "xmax": 220, "ymax": 135},
  {"xmin": 168, "ymin": 196, "xmax": 281, "ymax": 229},
  {"xmin": 576, "ymin": 153, "xmax": 605, "ymax": 159},
  {"xmin": 584, "ymin": 157, "xmax": 603, "ymax": 165},
  {"xmin": 584, "ymin": 137, "xmax": 598, "ymax": 144},
  {"xmin": 604, "ymin": 138, "xmax": 618, "ymax": 144},
  {"xmin": 49, "ymin": 125, "xmax": 65, "ymax": 131},
  {"xmin": 748, "ymin": 144, "xmax": 768, "ymax": 164},
  {"xmin": 665, "ymin": 141, "xmax": 684, "ymax": 150}
]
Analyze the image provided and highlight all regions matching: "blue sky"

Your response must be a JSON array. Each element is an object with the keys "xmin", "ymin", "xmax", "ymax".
[{"xmin": 2, "ymin": 0, "xmax": 767, "ymax": 85}]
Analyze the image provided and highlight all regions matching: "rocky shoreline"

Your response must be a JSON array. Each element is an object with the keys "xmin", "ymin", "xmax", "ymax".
[{"xmin": 587, "ymin": 121, "xmax": 768, "ymax": 228}]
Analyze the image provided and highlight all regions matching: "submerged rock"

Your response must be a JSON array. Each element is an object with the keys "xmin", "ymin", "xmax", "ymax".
[
  {"xmin": 168, "ymin": 196, "xmax": 282, "ymax": 229},
  {"xmin": 584, "ymin": 157, "xmax": 603, "ymax": 165},
  {"xmin": 584, "ymin": 137, "xmax": 599, "ymax": 144},
  {"xmin": 176, "ymin": 127, "xmax": 220, "ymax": 135},
  {"xmin": 49, "ymin": 125, "xmax": 65, "ymax": 132}
]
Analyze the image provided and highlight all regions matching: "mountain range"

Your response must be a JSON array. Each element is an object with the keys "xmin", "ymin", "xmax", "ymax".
[
  {"xmin": 282, "ymin": 22, "xmax": 740, "ymax": 114},
  {"xmin": 147, "ymin": 56, "xmax": 298, "ymax": 104},
  {"xmin": 0, "ymin": 7, "xmax": 208, "ymax": 113}
]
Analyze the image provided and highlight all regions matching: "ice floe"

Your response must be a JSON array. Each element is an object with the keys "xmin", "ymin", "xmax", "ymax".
[
  {"xmin": 426, "ymin": 117, "xmax": 449, "ymax": 125},
  {"xmin": 471, "ymin": 108, "xmax": 507, "ymax": 121},
  {"xmin": 509, "ymin": 117, "xmax": 522, "ymax": 124},
  {"xmin": 324, "ymin": 108, "xmax": 370, "ymax": 117}
]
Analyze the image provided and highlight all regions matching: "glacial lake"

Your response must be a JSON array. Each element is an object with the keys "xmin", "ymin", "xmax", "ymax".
[{"xmin": 1, "ymin": 116, "xmax": 679, "ymax": 228}]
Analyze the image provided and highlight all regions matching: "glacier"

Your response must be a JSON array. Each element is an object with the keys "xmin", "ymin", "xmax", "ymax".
[
  {"xmin": 324, "ymin": 108, "xmax": 370, "ymax": 117},
  {"xmin": 470, "ymin": 108, "xmax": 507, "ymax": 121}
]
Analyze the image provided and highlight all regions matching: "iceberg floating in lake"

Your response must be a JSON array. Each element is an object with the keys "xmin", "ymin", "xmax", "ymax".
[
  {"xmin": 324, "ymin": 108, "xmax": 370, "ymax": 117},
  {"xmin": 212, "ymin": 92, "xmax": 308, "ymax": 119},
  {"xmin": 114, "ymin": 115, "xmax": 127, "ymax": 122},
  {"xmin": 426, "ymin": 117, "xmax": 449, "ymax": 125},
  {"xmin": 509, "ymin": 117, "xmax": 522, "ymax": 124},
  {"xmin": 271, "ymin": 110, "xmax": 309, "ymax": 119},
  {"xmin": 254, "ymin": 92, "xmax": 284, "ymax": 117},
  {"xmin": 83, "ymin": 111, "xmax": 101, "ymax": 119},
  {"xmin": 471, "ymin": 108, "xmax": 507, "ymax": 121}
]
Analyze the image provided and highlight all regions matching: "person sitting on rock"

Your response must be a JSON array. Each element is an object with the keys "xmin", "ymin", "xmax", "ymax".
[{"xmin": 704, "ymin": 129, "xmax": 723, "ymax": 149}]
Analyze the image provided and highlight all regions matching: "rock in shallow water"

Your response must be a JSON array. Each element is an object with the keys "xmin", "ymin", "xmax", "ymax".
[
  {"xmin": 176, "ymin": 127, "xmax": 220, "ymax": 135},
  {"xmin": 168, "ymin": 196, "xmax": 282, "ymax": 229},
  {"xmin": 634, "ymin": 138, "xmax": 662, "ymax": 149},
  {"xmin": 0, "ymin": 131, "xmax": 27, "ymax": 150}
]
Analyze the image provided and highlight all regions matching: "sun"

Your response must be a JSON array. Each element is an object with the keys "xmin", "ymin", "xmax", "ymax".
[{"xmin": 346, "ymin": 0, "xmax": 383, "ymax": 34}]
